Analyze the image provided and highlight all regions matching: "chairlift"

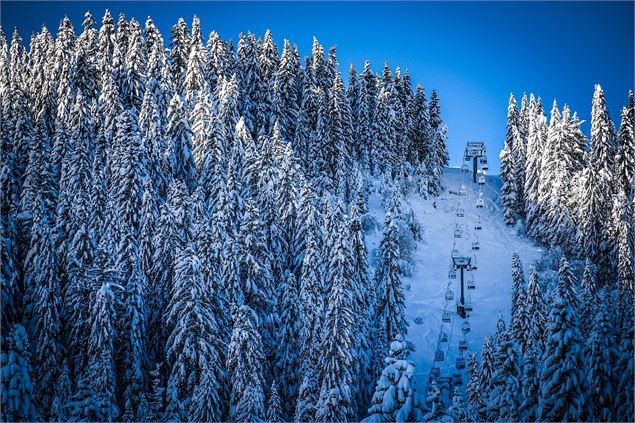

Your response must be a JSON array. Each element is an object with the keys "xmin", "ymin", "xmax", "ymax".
[
  {"xmin": 471, "ymin": 258, "xmax": 478, "ymax": 271},
  {"xmin": 430, "ymin": 367, "xmax": 441, "ymax": 379},
  {"xmin": 458, "ymin": 340, "xmax": 468, "ymax": 351},
  {"xmin": 454, "ymin": 228, "xmax": 462, "ymax": 239},
  {"xmin": 480, "ymin": 156, "xmax": 488, "ymax": 165},
  {"xmin": 476, "ymin": 198, "xmax": 485, "ymax": 208},
  {"xmin": 435, "ymin": 350, "xmax": 445, "ymax": 362},
  {"xmin": 442, "ymin": 311, "xmax": 451, "ymax": 323},
  {"xmin": 462, "ymin": 321, "xmax": 471, "ymax": 334},
  {"xmin": 449, "ymin": 269, "xmax": 457, "ymax": 280},
  {"xmin": 456, "ymin": 357, "xmax": 466, "ymax": 369},
  {"xmin": 465, "ymin": 302, "xmax": 473, "ymax": 313},
  {"xmin": 445, "ymin": 288, "xmax": 455, "ymax": 301},
  {"xmin": 474, "ymin": 221, "xmax": 482, "ymax": 231},
  {"xmin": 452, "ymin": 373, "xmax": 463, "ymax": 386},
  {"xmin": 459, "ymin": 184, "xmax": 467, "ymax": 196},
  {"xmin": 456, "ymin": 208, "xmax": 465, "ymax": 218},
  {"xmin": 472, "ymin": 241, "xmax": 480, "ymax": 251},
  {"xmin": 467, "ymin": 280, "xmax": 476, "ymax": 290},
  {"xmin": 478, "ymin": 175, "xmax": 485, "ymax": 185},
  {"xmin": 439, "ymin": 331, "xmax": 448, "ymax": 343},
  {"xmin": 451, "ymin": 249, "xmax": 460, "ymax": 259}
]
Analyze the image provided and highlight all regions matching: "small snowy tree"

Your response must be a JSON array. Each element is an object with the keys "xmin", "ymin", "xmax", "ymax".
[{"xmin": 363, "ymin": 336, "xmax": 417, "ymax": 422}]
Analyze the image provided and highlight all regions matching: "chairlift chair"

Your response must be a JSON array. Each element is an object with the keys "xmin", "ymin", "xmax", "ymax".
[
  {"xmin": 474, "ymin": 221, "xmax": 482, "ymax": 231},
  {"xmin": 449, "ymin": 269, "xmax": 457, "ymax": 280},
  {"xmin": 476, "ymin": 198, "xmax": 485, "ymax": 208},
  {"xmin": 471, "ymin": 258, "xmax": 478, "ymax": 271},
  {"xmin": 442, "ymin": 311, "xmax": 451, "ymax": 323},
  {"xmin": 430, "ymin": 367, "xmax": 441, "ymax": 379},
  {"xmin": 456, "ymin": 357, "xmax": 466, "ymax": 369},
  {"xmin": 467, "ymin": 280, "xmax": 476, "ymax": 290},
  {"xmin": 472, "ymin": 241, "xmax": 480, "ymax": 251},
  {"xmin": 439, "ymin": 331, "xmax": 448, "ymax": 343},
  {"xmin": 456, "ymin": 208, "xmax": 465, "ymax": 218},
  {"xmin": 445, "ymin": 288, "xmax": 455, "ymax": 301},
  {"xmin": 462, "ymin": 321, "xmax": 471, "ymax": 334},
  {"xmin": 478, "ymin": 175, "xmax": 486, "ymax": 185},
  {"xmin": 459, "ymin": 184, "xmax": 467, "ymax": 196},
  {"xmin": 454, "ymin": 229, "xmax": 462, "ymax": 239},
  {"xmin": 458, "ymin": 340, "xmax": 468, "ymax": 351},
  {"xmin": 434, "ymin": 350, "xmax": 445, "ymax": 362},
  {"xmin": 452, "ymin": 373, "xmax": 463, "ymax": 386},
  {"xmin": 451, "ymin": 249, "xmax": 460, "ymax": 259},
  {"xmin": 465, "ymin": 302, "xmax": 473, "ymax": 313}
]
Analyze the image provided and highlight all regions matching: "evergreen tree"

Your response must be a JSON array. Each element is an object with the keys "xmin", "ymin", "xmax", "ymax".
[
  {"xmin": 166, "ymin": 245, "xmax": 224, "ymax": 419},
  {"xmin": 266, "ymin": 382, "xmax": 283, "ymax": 423},
  {"xmin": 0, "ymin": 324, "xmax": 38, "ymax": 422},
  {"xmin": 165, "ymin": 94, "xmax": 196, "ymax": 192},
  {"xmin": 478, "ymin": 336, "xmax": 495, "ymax": 406},
  {"xmin": 500, "ymin": 93, "xmax": 519, "ymax": 224},
  {"xmin": 586, "ymin": 302, "xmax": 617, "ymax": 421},
  {"xmin": 487, "ymin": 327, "xmax": 522, "ymax": 422},
  {"xmin": 228, "ymin": 305, "xmax": 267, "ymax": 423},
  {"xmin": 373, "ymin": 212, "xmax": 408, "ymax": 356},
  {"xmin": 275, "ymin": 270, "xmax": 302, "ymax": 419},
  {"xmin": 538, "ymin": 272, "xmax": 587, "ymax": 421},
  {"xmin": 363, "ymin": 336, "xmax": 417, "ymax": 423},
  {"xmin": 510, "ymin": 253, "xmax": 529, "ymax": 354},
  {"xmin": 315, "ymin": 221, "xmax": 356, "ymax": 422},
  {"xmin": 465, "ymin": 352, "xmax": 484, "ymax": 421},
  {"xmin": 615, "ymin": 105, "xmax": 634, "ymax": 197}
]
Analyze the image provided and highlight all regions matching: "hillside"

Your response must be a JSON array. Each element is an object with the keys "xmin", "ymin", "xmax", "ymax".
[{"xmin": 366, "ymin": 167, "xmax": 542, "ymax": 390}]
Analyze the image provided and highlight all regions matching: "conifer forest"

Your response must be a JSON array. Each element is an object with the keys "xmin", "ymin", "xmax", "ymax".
[{"xmin": 0, "ymin": 6, "xmax": 633, "ymax": 423}]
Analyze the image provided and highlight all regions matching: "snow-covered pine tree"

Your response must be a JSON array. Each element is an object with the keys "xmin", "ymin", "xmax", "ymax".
[
  {"xmin": 166, "ymin": 245, "xmax": 224, "ymax": 420},
  {"xmin": 538, "ymin": 268, "xmax": 588, "ymax": 421},
  {"xmin": 579, "ymin": 259, "xmax": 599, "ymax": 337},
  {"xmin": 315, "ymin": 218, "xmax": 356, "ymax": 422},
  {"xmin": 228, "ymin": 305, "xmax": 267, "ymax": 423},
  {"xmin": 110, "ymin": 109, "xmax": 146, "ymax": 236},
  {"xmin": 266, "ymin": 382, "xmax": 283, "ymax": 423},
  {"xmin": 478, "ymin": 336, "xmax": 495, "ymax": 408},
  {"xmin": 465, "ymin": 352, "xmax": 484, "ymax": 421},
  {"xmin": 500, "ymin": 93, "xmax": 519, "ymax": 225},
  {"xmin": 22, "ymin": 201, "xmax": 62, "ymax": 416},
  {"xmin": 165, "ymin": 94, "xmax": 196, "ymax": 192},
  {"xmin": 510, "ymin": 253, "xmax": 529, "ymax": 354},
  {"xmin": 556, "ymin": 255, "xmax": 579, "ymax": 313},
  {"xmin": 362, "ymin": 336, "xmax": 418, "ymax": 422},
  {"xmin": 0, "ymin": 324, "xmax": 39, "ymax": 422},
  {"xmin": 585, "ymin": 300, "xmax": 617, "ymax": 421},
  {"xmin": 524, "ymin": 95, "xmax": 547, "ymax": 233},
  {"xmin": 275, "ymin": 270, "xmax": 302, "ymax": 419},
  {"xmin": 373, "ymin": 211, "xmax": 408, "ymax": 360},
  {"xmin": 526, "ymin": 268, "xmax": 547, "ymax": 353},
  {"xmin": 183, "ymin": 16, "xmax": 206, "ymax": 108},
  {"xmin": 615, "ymin": 104, "xmax": 634, "ymax": 198},
  {"xmin": 487, "ymin": 326, "xmax": 522, "ymax": 422}
]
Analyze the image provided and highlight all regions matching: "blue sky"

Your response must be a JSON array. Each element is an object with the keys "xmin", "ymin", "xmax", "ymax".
[{"xmin": 2, "ymin": 1, "xmax": 634, "ymax": 174}]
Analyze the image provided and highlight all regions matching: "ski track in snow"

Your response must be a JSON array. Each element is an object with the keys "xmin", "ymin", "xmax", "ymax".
[{"xmin": 366, "ymin": 167, "xmax": 543, "ymax": 390}]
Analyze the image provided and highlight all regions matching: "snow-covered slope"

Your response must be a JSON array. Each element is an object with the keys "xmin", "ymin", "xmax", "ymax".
[{"xmin": 366, "ymin": 167, "xmax": 543, "ymax": 390}]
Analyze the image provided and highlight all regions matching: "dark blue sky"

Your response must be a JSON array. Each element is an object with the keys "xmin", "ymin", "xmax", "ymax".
[{"xmin": 3, "ymin": 1, "xmax": 634, "ymax": 173}]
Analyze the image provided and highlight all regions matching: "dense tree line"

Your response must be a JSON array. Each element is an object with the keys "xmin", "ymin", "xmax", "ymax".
[
  {"xmin": 479, "ymin": 87, "xmax": 633, "ymax": 423},
  {"xmin": 500, "ymin": 87, "xmax": 634, "ymax": 283},
  {"xmin": 0, "ymin": 10, "xmax": 447, "ymax": 422},
  {"xmin": 450, "ymin": 252, "xmax": 634, "ymax": 422}
]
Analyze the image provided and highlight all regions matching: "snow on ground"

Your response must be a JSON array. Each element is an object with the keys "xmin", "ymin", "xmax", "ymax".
[{"xmin": 366, "ymin": 167, "xmax": 543, "ymax": 391}]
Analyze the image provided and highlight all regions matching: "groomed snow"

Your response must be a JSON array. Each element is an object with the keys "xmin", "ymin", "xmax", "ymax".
[{"xmin": 366, "ymin": 167, "xmax": 543, "ymax": 391}]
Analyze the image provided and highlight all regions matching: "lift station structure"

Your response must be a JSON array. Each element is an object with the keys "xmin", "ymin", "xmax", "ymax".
[{"xmin": 463, "ymin": 141, "xmax": 487, "ymax": 183}]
